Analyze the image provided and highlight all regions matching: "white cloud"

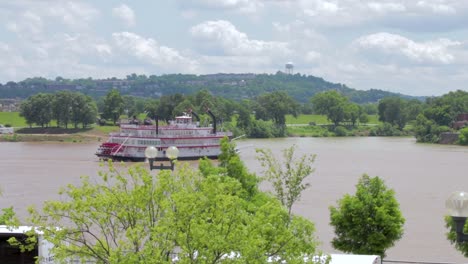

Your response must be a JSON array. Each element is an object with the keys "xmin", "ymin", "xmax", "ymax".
[
  {"xmin": 416, "ymin": 1, "xmax": 456, "ymax": 14},
  {"xmin": 47, "ymin": 1, "xmax": 99, "ymax": 29},
  {"xmin": 303, "ymin": 0, "xmax": 341, "ymax": 17},
  {"xmin": 190, "ymin": 20, "xmax": 290, "ymax": 56},
  {"xmin": 112, "ymin": 32, "xmax": 198, "ymax": 72},
  {"xmin": 305, "ymin": 51, "xmax": 321, "ymax": 62},
  {"xmin": 112, "ymin": 4, "xmax": 136, "ymax": 27},
  {"xmin": 6, "ymin": 11, "xmax": 43, "ymax": 37},
  {"xmin": 367, "ymin": 2, "xmax": 406, "ymax": 13},
  {"xmin": 355, "ymin": 32, "xmax": 461, "ymax": 64},
  {"xmin": 177, "ymin": 0, "xmax": 264, "ymax": 13}
]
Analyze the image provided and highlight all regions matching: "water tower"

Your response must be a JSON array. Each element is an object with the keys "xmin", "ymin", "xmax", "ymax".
[{"xmin": 285, "ymin": 62, "xmax": 294, "ymax": 74}]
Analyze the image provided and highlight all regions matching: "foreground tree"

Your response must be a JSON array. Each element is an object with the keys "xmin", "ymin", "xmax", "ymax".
[
  {"xmin": 256, "ymin": 145, "xmax": 316, "ymax": 216},
  {"xmin": 329, "ymin": 174, "xmax": 405, "ymax": 257},
  {"xmin": 445, "ymin": 213, "xmax": 468, "ymax": 257},
  {"xmin": 28, "ymin": 157, "xmax": 324, "ymax": 263}
]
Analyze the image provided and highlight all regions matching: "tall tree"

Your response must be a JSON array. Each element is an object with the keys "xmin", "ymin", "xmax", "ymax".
[
  {"xmin": 378, "ymin": 97, "xmax": 407, "ymax": 130},
  {"xmin": 256, "ymin": 145, "xmax": 316, "ymax": 216},
  {"xmin": 20, "ymin": 93, "xmax": 53, "ymax": 128},
  {"xmin": 255, "ymin": 91, "xmax": 299, "ymax": 126},
  {"xmin": 71, "ymin": 93, "xmax": 97, "ymax": 128},
  {"xmin": 102, "ymin": 89, "xmax": 124, "ymax": 124},
  {"xmin": 53, "ymin": 91, "xmax": 74, "ymax": 128},
  {"xmin": 156, "ymin": 93, "xmax": 184, "ymax": 122},
  {"xmin": 329, "ymin": 174, "xmax": 405, "ymax": 257},
  {"xmin": 311, "ymin": 90, "xmax": 348, "ymax": 126}
]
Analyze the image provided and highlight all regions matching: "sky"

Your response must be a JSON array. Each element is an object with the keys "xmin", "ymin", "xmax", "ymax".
[{"xmin": 1, "ymin": 0, "xmax": 468, "ymax": 96}]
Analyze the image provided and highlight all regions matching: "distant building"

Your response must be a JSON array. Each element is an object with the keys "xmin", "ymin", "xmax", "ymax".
[
  {"xmin": 452, "ymin": 113, "xmax": 468, "ymax": 130},
  {"xmin": 0, "ymin": 99, "xmax": 20, "ymax": 112}
]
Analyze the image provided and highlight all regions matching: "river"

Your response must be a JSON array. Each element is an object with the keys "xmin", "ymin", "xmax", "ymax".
[{"xmin": 1, "ymin": 137, "xmax": 467, "ymax": 263}]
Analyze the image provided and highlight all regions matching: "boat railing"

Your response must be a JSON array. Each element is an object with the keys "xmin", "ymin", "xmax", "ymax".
[
  {"xmin": 111, "ymin": 136, "xmax": 130, "ymax": 155},
  {"xmin": 109, "ymin": 131, "xmax": 232, "ymax": 138}
]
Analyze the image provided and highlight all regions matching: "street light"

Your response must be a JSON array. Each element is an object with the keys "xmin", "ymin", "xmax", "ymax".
[
  {"xmin": 145, "ymin": 146, "xmax": 179, "ymax": 171},
  {"xmin": 446, "ymin": 191, "xmax": 468, "ymax": 243}
]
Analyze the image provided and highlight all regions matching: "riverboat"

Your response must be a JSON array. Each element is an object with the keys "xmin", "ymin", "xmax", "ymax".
[{"xmin": 95, "ymin": 110, "xmax": 232, "ymax": 161}]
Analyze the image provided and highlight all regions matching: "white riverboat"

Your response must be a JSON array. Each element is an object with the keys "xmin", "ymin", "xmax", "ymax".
[{"xmin": 96, "ymin": 111, "xmax": 232, "ymax": 161}]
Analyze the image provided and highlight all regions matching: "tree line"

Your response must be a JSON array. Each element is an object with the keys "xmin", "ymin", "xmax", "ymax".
[
  {"xmin": 1, "ymin": 72, "xmax": 421, "ymax": 104},
  {"xmin": 20, "ymin": 91, "xmax": 97, "ymax": 129},
  {"xmin": 18, "ymin": 87, "xmax": 468, "ymax": 144}
]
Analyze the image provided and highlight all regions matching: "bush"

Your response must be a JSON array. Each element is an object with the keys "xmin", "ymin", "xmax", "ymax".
[
  {"xmin": 458, "ymin": 127, "xmax": 468, "ymax": 145},
  {"xmin": 248, "ymin": 120, "xmax": 273, "ymax": 138},
  {"xmin": 413, "ymin": 115, "xmax": 451, "ymax": 143},
  {"xmin": 370, "ymin": 123, "xmax": 402, "ymax": 136},
  {"xmin": 334, "ymin": 126, "xmax": 348, "ymax": 137}
]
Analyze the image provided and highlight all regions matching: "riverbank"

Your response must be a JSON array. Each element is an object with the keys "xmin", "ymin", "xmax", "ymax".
[{"xmin": 0, "ymin": 127, "xmax": 111, "ymax": 143}]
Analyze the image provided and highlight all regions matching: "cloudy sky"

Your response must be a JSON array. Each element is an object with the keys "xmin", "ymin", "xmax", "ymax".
[{"xmin": 1, "ymin": 0, "xmax": 468, "ymax": 96}]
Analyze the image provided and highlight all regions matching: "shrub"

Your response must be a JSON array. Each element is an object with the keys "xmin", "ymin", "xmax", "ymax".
[
  {"xmin": 458, "ymin": 127, "xmax": 468, "ymax": 145},
  {"xmin": 370, "ymin": 123, "xmax": 402, "ymax": 136},
  {"xmin": 334, "ymin": 126, "xmax": 348, "ymax": 137}
]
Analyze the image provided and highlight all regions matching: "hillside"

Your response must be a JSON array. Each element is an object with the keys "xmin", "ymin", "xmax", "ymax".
[{"xmin": 0, "ymin": 72, "xmax": 423, "ymax": 103}]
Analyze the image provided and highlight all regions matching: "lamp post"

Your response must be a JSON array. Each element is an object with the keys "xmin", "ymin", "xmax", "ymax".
[
  {"xmin": 446, "ymin": 191, "xmax": 468, "ymax": 243},
  {"xmin": 145, "ymin": 146, "xmax": 179, "ymax": 171}
]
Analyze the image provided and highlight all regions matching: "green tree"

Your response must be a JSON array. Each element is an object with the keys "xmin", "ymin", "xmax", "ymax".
[
  {"xmin": 75, "ymin": 94, "xmax": 98, "ymax": 128},
  {"xmin": 256, "ymin": 145, "xmax": 316, "ymax": 216},
  {"xmin": 156, "ymin": 94, "xmax": 185, "ymax": 122},
  {"xmin": 19, "ymin": 100, "xmax": 34, "ymax": 128},
  {"xmin": 329, "ymin": 174, "xmax": 405, "ymax": 257},
  {"xmin": 344, "ymin": 103, "xmax": 360, "ymax": 127},
  {"xmin": 457, "ymin": 127, "xmax": 468, "ymax": 145},
  {"xmin": 378, "ymin": 97, "xmax": 407, "ymax": 130},
  {"xmin": 19, "ymin": 93, "xmax": 54, "ymax": 128},
  {"xmin": 122, "ymin": 95, "xmax": 138, "ymax": 118},
  {"xmin": 235, "ymin": 100, "xmax": 253, "ymax": 130},
  {"xmin": 254, "ymin": 91, "xmax": 299, "ymax": 136},
  {"xmin": 413, "ymin": 114, "xmax": 450, "ymax": 143},
  {"xmin": 445, "ymin": 214, "xmax": 468, "ymax": 257},
  {"xmin": 102, "ymin": 89, "xmax": 124, "ymax": 125},
  {"xmin": 311, "ymin": 91, "xmax": 348, "ymax": 126},
  {"xmin": 53, "ymin": 91, "xmax": 74, "ymax": 128},
  {"xmin": 28, "ymin": 160, "xmax": 323, "ymax": 263},
  {"xmin": 359, "ymin": 112, "xmax": 369, "ymax": 124}
]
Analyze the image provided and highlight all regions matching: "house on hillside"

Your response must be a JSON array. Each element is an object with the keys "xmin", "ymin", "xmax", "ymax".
[{"xmin": 452, "ymin": 113, "xmax": 468, "ymax": 130}]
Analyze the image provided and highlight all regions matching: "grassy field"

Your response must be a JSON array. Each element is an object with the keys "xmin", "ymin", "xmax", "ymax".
[
  {"xmin": 286, "ymin": 114, "xmax": 329, "ymax": 125},
  {"xmin": 0, "ymin": 112, "xmax": 121, "ymax": 142},
  {"xmin": 0, "ymin": 112, "xmax": 28, "ymax": 127}
]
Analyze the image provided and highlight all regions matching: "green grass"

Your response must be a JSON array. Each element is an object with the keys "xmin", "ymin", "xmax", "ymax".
[
  {"xmin": 366, "ymin": 115, "xmax": 380, "ymax": 124},
  {"xmin": 287, "ymin": 125, "xmax": 331, "ymax": 137},
  {"xmin": 286, "ymin": 114, "xmax": 330, "ymax": 125},
  {"xmin": 0, "ymin": 112, "xmax": 28, "ymax": 127},
  {"xmin": 93, "ymin": 125, "xmax": 119, "ymax": 134}
]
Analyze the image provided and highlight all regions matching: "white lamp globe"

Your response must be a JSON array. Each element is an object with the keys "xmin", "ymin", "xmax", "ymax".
[
  {"xmin": 145, "ymin": 146, "xmax": 158, "ymax": 159},
  {"xmin": 446, "ymin": 191, "xmax": 468, "ymax": 217},
  {"xmin": 166, "ymin": 146, "xmax": 179, "ymax": 160}
]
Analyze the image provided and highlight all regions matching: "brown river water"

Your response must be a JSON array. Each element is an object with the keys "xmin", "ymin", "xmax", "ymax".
[{"xmin": 1, "ymin": 137, "xmax": 468, "ymax": 263}]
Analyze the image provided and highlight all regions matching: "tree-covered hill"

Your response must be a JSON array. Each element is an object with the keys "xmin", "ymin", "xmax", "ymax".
[{"xmin": 0, "ymin": 72, "xmax": 423, "ymax": 103}]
